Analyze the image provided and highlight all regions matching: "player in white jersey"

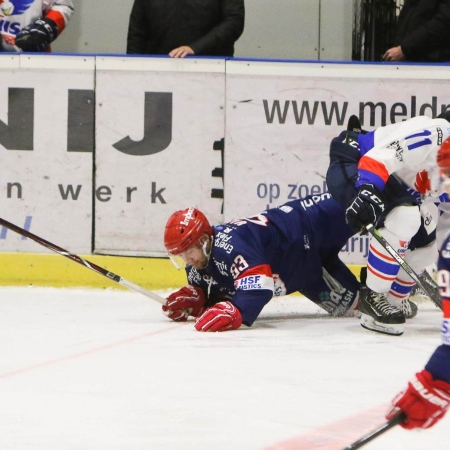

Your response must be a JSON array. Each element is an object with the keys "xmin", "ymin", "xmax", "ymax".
[
  {"xmin": 385, "ymin": 137, "xmax": 450, "ymax": 430},
  {"xmin": 328, "ymin": 113, "xmax": 449, "ymax": 335},
  {"xmin": 0, "ymin": 0, "xmax": 74, "ymax": 52}
]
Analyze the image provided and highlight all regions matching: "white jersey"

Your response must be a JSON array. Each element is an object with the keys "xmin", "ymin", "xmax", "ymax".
[
  {"xmin": 357, "ymin": 115, "xmax": 450, "ymax": 194},
  {"xmin": 0, "ymin": 0, "xmax": 74, "ymax": 51}
]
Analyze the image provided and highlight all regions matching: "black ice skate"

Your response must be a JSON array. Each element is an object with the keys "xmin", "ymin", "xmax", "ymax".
[
  {"xmin": 359, "ymin": 286, "xmax": 405, "ymax": 336},
  {"xmin": 401, "ymin": 298, "xmax": 418, "ymax": 319}
]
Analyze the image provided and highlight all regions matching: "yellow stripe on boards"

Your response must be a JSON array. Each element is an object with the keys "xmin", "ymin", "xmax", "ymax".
[
  {"xmin": 0, "ymin": 253, "xmax": 364, "ymax": 292},
  {"xmin": 0, "ymin": 253, "xmax": 186, "ymax": 291}
]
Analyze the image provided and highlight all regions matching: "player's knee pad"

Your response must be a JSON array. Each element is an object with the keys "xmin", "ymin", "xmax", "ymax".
[{"xmin": 383, "ymin": 205, "xmax": 421, "ymax": 241}]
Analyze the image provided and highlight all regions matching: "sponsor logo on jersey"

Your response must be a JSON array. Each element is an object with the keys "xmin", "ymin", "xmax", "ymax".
[
  {"xmin": 234, "ymin": 273, "xmax": 274, "ymax": 292},
  {"xmin": 437, "ymin": 127, "xmax": 443, "ymax": 146},
  {"xmin": 213, "ymin": 259, "xmax": 228, "ymax": 276},
  {"xmin": 388, "ymin": 140, "xmax": 404, "ymax": 162},
  {"xmin": 187, "ymin": 268, "xmax": 202, "ymax": 285},
  {"xmin": 235, "ymin": 275, "xmax": 263, "ymax": 290},
  {"xmin": 300, "ymin": 193, "xmax": 331, "ymax": 210},
  {"xmin": 0, "ymin": 19, "xmax": 20, "ymax": 35},
  {"xmin": 214, "ymin": 231, "xmax": 234, "ymax": 254},
  {"xmin": 397, "ymin": 240, "xmax": 409, "ymax": 257},
  {"xmin": 443, "ymin": 319, "xmax": 450, "ymax": 345},
  {"xmin": 0, "ymin": 0, "xmax": 33, "ymax": 17},
  {"xmin": 202, "ymin": 274, "xmax": 218, "ymax": 288}
]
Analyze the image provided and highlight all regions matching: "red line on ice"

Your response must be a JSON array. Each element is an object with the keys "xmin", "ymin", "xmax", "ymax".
[
  {"xmin": 0, "ymin": 326, "xmax": 176, "ymax": 380},
  {"xmin": 263, "ymin": 405, "xmax": 390, "ymax": 450}
]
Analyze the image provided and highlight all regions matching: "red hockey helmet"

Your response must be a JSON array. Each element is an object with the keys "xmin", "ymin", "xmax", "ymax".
[
  {"xmin": 437, "ymin": 136, "xmax": 450, "ymax": 176},
  {"xmin": 164, "ymin": 207, "xmax": 213, "ymax": 255}
]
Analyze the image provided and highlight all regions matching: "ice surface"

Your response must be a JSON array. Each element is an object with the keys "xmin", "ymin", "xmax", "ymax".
[{"xmin": 0, "ymin": 287, "xmax": 446, "ymax": 449}]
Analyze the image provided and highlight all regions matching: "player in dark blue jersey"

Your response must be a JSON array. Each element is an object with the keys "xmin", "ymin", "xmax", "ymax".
[
  {"xmin": 162, "ymin": 193, "xmax": 360, "ymax": 332},
  {"xmin": 385, "ymin": 138, "xmax": 450, "ymax": 430}
]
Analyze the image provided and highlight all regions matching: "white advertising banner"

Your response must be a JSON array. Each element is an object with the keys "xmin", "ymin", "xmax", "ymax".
[
  {"xmin": 95, "ymin": 57, "xmax": 225, "ymax": 256},
  {"xmin": 0, "ymin": 55, "xmax": 95, "ymax": 254},
  {"xmin": 225, "ymin": 60, "xmax": 450, "ymax": 263},
  {"xmin": 2, "ymin": 55, "xmax": 449, "ymax": 265}
]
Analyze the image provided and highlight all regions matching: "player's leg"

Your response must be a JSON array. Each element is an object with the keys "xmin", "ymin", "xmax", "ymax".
[
  {"xmin": 360, "ymin": 205, "xmax": 421, "ymax": 335},
  {"xmin": 326, "ymin": 130, "xmax": 360, "ymax": 207},
  {"xmin": 388, "ymin": 240, "xmax": 437, "ymax": 318},
  {"xmin": 300, "ymin": 257, "xmax": 360, "ymax": 317}
]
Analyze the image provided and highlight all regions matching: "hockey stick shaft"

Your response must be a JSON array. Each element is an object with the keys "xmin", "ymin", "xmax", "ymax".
[
  {"xmin": 343, "ymin": 412, "xmax": 406, "ymax": 450},
  {"xmin": 365, "ymin": 224, "xmax": 442, "ymax": 309},
  {"xmin": 0, "ymin": 217, "xmax": 165, "ymax": 304}
]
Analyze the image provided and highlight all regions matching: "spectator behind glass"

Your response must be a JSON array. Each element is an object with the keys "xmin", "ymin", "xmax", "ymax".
[
  {"xmin": 126, "ymin": 0, "xmax": 245, "ymax": 58},
  {"xmin": 0, "ymin": 0, "xmax": 74, "ymax": 52},
  {"xmin": 383, "ymin": 0, "xmax": 450, "ymax": 62}
]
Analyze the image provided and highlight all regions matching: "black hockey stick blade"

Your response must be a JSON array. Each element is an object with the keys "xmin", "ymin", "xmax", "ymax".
[
  {"xmin": 365, "ymin": 224, "xmax": 442, "ymax": 309},
  {"xmin": 342, "ymin": 412, "xmax": 406, "ymax": 450},
  {"xmin": 0, "ymin": 217, "xmax": 165, "ymax": 304}
]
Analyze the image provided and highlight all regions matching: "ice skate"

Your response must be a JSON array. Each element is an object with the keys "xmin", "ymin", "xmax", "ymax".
[
  {"xmin": 359, "ymin": 286, "xmax": 405, "ymax": 336},
  {"xmin": 401, "ymin": 298, "xmax": 418, "ymax": 319}
]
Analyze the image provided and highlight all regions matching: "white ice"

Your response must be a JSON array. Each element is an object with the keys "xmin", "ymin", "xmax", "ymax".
[{"xmin": 0, "ymin": 286, "xmax": 447, "ymax": 450}]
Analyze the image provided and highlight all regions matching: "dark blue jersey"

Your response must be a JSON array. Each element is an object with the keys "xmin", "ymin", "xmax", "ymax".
[
  {"xmin": 185, "ymin": 194, "xmax": 359, "ymax": 326},
  {"xmin": 425, "ymin": 232, "xmax": 450, "ymax": 383}
]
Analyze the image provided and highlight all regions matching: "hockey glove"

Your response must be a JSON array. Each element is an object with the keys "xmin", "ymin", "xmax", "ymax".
[
  {"xmin": 194, "ymin": 301, "xmax": 242, "ymax": 332},
  {"xmin": 15, "ymin": 17, "xmax": 59, "ymax": 52},
  {"xmin": 162, "ymin": 285, "xmax": 206, "ymax": 322},
  {"xmin": 386, "ymin": 369, "xmax": 450, "ymax": 429},
  {"xmin": 345, "ymin": 184, "xmax": 385, "ymax": 232}
]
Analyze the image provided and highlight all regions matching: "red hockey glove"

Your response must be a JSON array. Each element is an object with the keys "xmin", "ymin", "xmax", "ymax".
[
  {"xmin": 194, "ymin": 301, "xmax": 243, "ymax": 332},
  {"xmin": 162, "ymin": 285, "xmax": 206, "ymax": 322},
  {"xmin": 414, "ymin": 170, "xmax": 431, "ymax": 195},
  {"xmin": 386, "ymin": 369, "xmax": 450, "ymax": 429}
]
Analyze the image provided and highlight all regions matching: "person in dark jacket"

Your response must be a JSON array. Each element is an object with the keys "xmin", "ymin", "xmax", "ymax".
[
  {"xmin": 383, "ymin": 0, "xmax": 450, "ymax": 62},
  {"xmin": 126, "ymin": 0, "xmax": 245, "ymax": 58}
]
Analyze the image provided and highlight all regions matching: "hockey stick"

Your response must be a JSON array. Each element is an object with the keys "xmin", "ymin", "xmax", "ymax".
[
  {"xmin": 365, "ymin": 224, "xmax": 442, "ymax": 309},
  {"xmin": 343, "ymin": 412, "xmax": 406, "ymax": 450},
  {"xmin": 0, "ymin": 217, "xmax": 165, "ymax": 304}
]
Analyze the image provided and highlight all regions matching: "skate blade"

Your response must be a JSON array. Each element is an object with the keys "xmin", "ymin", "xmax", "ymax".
[{"xmin": 360, "ymin": 314, "xmax": 404, "ymax": 336}]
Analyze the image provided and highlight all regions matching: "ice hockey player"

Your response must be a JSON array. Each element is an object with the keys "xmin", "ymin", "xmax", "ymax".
[
  {"xmin": 385, "ymin": 136, "xmax": 450, "ymax": 430},
  {"xmin": 162, "ymin": 194, "xmax": 361, "ymax": 332},
  {"xmin": 0, "ymin": 0, "xmax": 74, "ymax": 52},
  {"xmin": 327, "ymin": 113, "xmax": 449, "ymax": 336}
]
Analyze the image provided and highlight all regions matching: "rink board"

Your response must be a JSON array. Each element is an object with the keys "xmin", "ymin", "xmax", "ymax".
[
  {"xmin": 0, "ymin": 253, "xmax": 362, "ymax": 291},
  {"xmin": 2, "ymin": 55, "xmax": 449, "ymax": 266}
]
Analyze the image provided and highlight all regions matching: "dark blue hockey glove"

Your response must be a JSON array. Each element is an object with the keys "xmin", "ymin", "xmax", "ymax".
[
  {"xmin": 345, "ymin": 184, "xmax": 385, "ymax": 233},
  {"xmin": 15, "ymin": 17, "xmax": 58, "ymax": 52}
]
